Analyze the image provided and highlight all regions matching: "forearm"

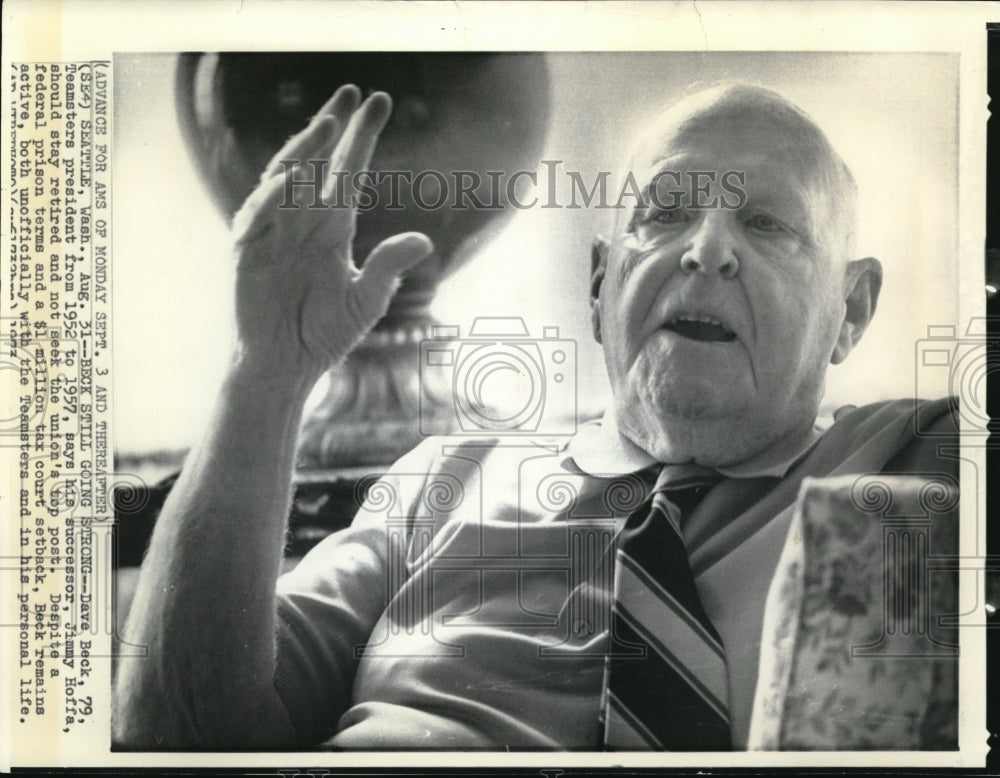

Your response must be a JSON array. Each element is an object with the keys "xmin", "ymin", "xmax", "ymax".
[
  {"xmin": 113, "ymin": 359, "xmax": 314, "ymax": 748},
  {"xmin": 112, "ymin": 86, "xmax": 431, "ymax": 749}
]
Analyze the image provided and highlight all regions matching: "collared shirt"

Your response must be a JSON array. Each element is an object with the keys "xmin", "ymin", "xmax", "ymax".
[
  {"xmin": 273, "ymin": 399, "xmax": 953, "ymax": 749},
  {"xmin": 566, "ymin": 404, "xmax": 826, "ymax": 479},
  {"xmin": 564, "ymin": 408, "xmax": 822, "ymax": 746}
]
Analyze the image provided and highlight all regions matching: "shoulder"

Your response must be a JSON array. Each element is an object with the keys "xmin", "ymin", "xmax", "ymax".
[
  {"xmin": 810, "ymin": 397, "xmax": 959, "ymax": 476},
  {"xmin": 351, "ymin": 434, "xmax": 567, "ymax": 528},
  {"xmin": 829, "ymin": 397, "xmax": 958, "ymax": 439},
  {"xmin": 384, "ymin": 434, "xmax": 567, "ymax": 477}
]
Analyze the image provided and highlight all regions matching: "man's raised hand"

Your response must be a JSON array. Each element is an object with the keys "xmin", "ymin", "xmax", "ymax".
[{"xmin": 230, "ymin": 84, "xmax": 433, "ymax": 383}]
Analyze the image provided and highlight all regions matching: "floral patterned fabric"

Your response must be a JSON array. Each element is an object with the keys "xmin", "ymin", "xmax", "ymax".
[{"xmin": 750, "ymin": 474, "xmax": 959, "ymax": 750}]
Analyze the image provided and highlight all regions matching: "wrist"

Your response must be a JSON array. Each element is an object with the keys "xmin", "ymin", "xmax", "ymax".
[{"xmin": 225, "ymin": 347, "xmax": 322, "ymax": 407}]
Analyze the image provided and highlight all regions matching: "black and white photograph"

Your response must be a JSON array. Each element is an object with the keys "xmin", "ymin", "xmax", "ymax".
[{"xmin": 2, "ymin": 1, "xmax": 994, "ymax": 771}]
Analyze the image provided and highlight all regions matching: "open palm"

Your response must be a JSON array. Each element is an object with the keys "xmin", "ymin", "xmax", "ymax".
[{"xmin": 230, "ymin": 85, "xmax": 432, "ymax": 382}]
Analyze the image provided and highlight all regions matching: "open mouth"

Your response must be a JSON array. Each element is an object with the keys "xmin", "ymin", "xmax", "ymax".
[{"xmin": 663, "ymin": 314, "xmax": 737, "ymax": 343}]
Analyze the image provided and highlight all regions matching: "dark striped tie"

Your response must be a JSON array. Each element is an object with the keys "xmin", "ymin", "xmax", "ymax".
[{"xmin": 603, "ymin": 465, "xmax": 731, "ymax": 750}]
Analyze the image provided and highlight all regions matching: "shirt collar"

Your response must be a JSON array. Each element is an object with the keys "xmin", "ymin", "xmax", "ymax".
[{"xmin": 563, "ymin": 404, "xmax": 825, "ymax": 480}]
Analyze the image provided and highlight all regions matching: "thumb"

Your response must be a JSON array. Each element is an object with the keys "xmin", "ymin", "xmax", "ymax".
[{"xmin": 355, "ymin": 232, "xmax": 434, "ymax": 306}]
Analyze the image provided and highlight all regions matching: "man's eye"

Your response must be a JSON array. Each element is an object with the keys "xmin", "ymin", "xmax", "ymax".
[
  {"xmin": 746, "ymin": 213, "xmax": 783, "ymax": 232},
  {"xmin": 649, "ymin": 208, "xmax": 689, "ymax": 226}
]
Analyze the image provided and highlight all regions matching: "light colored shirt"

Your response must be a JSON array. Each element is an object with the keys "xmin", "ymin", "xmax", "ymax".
[{"xmin": 273, "ymin": 398, "xmax": 955, "ymax": 749}]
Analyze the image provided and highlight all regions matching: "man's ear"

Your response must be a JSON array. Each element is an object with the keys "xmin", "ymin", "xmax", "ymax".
[
  {"xmin": 831, "ymin": 257, "xmax": 882, "ymax": 364},
  {"xmin": 590, "ymin": 236, "xmax": 609, "ymax": 344}
]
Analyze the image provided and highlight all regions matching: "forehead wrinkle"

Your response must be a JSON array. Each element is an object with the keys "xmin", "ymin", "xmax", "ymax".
[
  {"xmin": 634, "ymin": 85, "xmax": 847, "ymax": 186},
  {"xmin": 647, "ymin": 123, "xmax": 828, "ymax": 190},
  {"xmin": 608, "ymin": 85, "xmax": 858, "ymax": 266},
  {"xmin": 631, "ymin": 92, "xmax": 854, "ymax": 261}
]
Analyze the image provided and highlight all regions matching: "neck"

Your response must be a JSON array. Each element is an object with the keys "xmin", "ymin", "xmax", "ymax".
[{"xmin": 613, "ymin": 403, "xmax": 821, "ymax": 476}]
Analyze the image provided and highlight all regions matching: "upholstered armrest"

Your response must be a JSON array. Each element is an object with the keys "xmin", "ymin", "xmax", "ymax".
[{"xmin": 749, "ymin": 474, "xmax": 959, "ymax": 750}]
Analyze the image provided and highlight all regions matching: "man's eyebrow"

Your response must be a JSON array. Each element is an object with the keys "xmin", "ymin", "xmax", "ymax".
[
  {"xmin": 737, "ymin": 177, "xmax": 815, "ymax": 216},
  {"xmin": 626, "ymin": 162, "xmax": 686, "ymax": 212}
]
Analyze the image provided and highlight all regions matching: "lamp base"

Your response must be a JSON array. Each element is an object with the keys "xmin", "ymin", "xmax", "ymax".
[{"xmin": 298, "ymin": 316, "xmax": 454, "ymax": 469}]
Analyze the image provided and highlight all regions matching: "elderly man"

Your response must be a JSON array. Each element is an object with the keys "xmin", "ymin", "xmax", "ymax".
[{"xmin": 112, "ymin": 82, "xmax": 957, "ymax": 750}]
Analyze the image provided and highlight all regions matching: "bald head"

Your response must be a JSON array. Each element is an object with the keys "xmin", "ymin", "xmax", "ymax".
[
  {"xmin": 620, "ymin": 83, "xmax": 858, "ymax": 266},
  {"xmin": 592, "ymin": 81, "xmax": 882, "ymax": 466}
]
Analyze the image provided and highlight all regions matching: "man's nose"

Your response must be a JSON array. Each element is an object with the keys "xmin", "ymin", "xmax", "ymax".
[{"xmin": 679, "ymin": 213, "xmax": 740, "ymax": 279}]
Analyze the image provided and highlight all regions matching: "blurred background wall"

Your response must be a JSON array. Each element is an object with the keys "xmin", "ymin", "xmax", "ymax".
[{"xmin": 113, "ymin": 51, "xmax": 959, "ymax": 460}]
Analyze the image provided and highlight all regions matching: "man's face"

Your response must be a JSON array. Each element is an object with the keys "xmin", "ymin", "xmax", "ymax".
[{"xmin": 594, "ymin": 106, "xmax": 862, "ymax": 466}]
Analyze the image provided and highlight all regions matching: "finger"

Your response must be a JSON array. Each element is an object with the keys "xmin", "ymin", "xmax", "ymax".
[
  {"xmin": 258, "ymin": 116, "xmax": 339, "ymax": 187},
  {"xmin": 234, "ymin": 127, "xmax": 344, "ymax": 244},
  {"xmin": 328, "ymin": 92, "xmax": 392, "ymax": 195},
  {"xmin": 353, "ymin": 232, "xmax": 434, "ymax": 312},
  {"xmin": 231, "ymin": 153, "xmax": 325, "ymax": 244},
  {"xmin": 260, "ymin": 84, "xmax": 362, "ymax": 180},
  {"xmin": 315, "ymin": 83, "xmax": 362, "ymax": 124},
  {"xmin": 231, "ymin": 194, "xmax": 274, "ymax": 247},
  {"xmin": 239, "ymin": 101, "xmax": 357, "ymax": 225}
]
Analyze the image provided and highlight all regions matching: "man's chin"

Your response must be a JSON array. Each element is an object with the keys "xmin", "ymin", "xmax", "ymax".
[
  {"xmin": 648, "ymin": 386, "xmax": 739, "ymax": 422},
  {"xmin": 619, "ymin": 393, "xmax": 752, "ymax": 464}
]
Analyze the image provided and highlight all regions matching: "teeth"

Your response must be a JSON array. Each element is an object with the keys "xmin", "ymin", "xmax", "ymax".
[
  {"xmin": 677, "ymin": 314, "xmax": 722, "ymax": 326},
  {"xmin": 672, "ymin": 313, "xmax": 731, "ymax": 331}
]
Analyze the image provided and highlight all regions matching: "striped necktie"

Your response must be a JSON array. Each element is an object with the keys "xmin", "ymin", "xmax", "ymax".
[{"xmin": 603, "ymin": 465, "xmax": 731, "ymax": 750}]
